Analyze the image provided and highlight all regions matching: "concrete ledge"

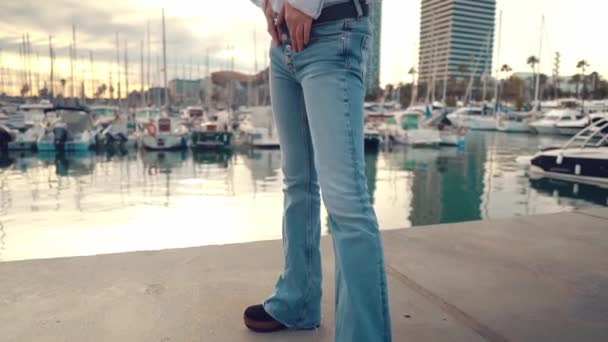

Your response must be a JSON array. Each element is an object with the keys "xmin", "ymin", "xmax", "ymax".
[{"xmin": 1, "ymin": 209, "xmax": 607, "ymax": 341}]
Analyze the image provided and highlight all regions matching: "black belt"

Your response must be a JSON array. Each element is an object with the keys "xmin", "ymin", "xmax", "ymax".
[{"xmin": 314, "ymin": 1, "xmax": 369, "ymax": 24}]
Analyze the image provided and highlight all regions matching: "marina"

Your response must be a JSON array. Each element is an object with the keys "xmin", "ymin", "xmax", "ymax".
[{"xmin": 0, "ymin": 130, "xmax": 606, "ymax": 262}]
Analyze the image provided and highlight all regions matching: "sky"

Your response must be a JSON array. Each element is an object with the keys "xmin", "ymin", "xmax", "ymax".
[{"xmin": 0, "ymin": 0, "xmax": 606, "ymax": 95}]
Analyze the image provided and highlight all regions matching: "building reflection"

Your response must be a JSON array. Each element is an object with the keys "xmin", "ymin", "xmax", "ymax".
[{"xmin": 405, "ymin": 133, "xmax": 487, "ymax": 226}]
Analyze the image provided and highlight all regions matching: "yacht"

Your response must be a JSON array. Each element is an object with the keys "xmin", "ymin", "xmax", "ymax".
[
  {"xmin": 238, "ymin": 106, "xmax": 280, "ymax": 148},
  {"xmin": 91, "ymin": 106, "xmax": 121, "ymax": 128},
  {"xmin": 140, "ymin": 112, "xmax": 189, "ymax": 150},
  {"xmin": 556, "ymin": 112, "xmax": 608, "ymax": 136},
  {"xmin": 527, "ymin": 118, "xmax": 608, "ymax": 186},
  {"xmin": 100, "ymin": 114, "xmax": 139, "ymax": 148},
  {"xmin": 496, "ymin": 111, "xmax": 536, "ymax": 133},
  {"xmin": 180, "ymin": 106, "xmax": 205, "ymax": 127},
  {"xmin": 190, "ymin": 110, "xmax": 233, "ymax": 150},
  {"xmin": 18, "ymin": 100, "xmax": 54, "ymax": 127},
  {"xmin": 37, "ymin": 107, "xmax": 97, "ymax": 152},
  {"xmin": 388, "ymin": 109, "xmax": 441, "ymax": 147},
  {"xmin": 529, "ymin": 109, "xmax": 583, "ymax": 135},
  {"xmin": 447, "ymin": 107, "xmax": 497, "ymax": 131}
]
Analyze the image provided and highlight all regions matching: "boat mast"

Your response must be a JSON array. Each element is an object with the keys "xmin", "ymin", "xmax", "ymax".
[
  {"xmin": 205, "ymin": 49, "xmax": 211, "ymax": 108},
  {"xmin": 71, "ymin": 25, "xmax": 77, "ymax": 100},
  {"xmin": 140, "ymin": 40, "xmax": 145, "ymax": 107},
  {"xmin": 146, "ymin": 20, "xmax": 151, "ymax": 108},
  {"xmin": 494, "ymin": 10, "xmax": 502, "ymax": 111},
  {"xmin": 49, "ymin": 36, "xmax": 54, "ymax": 100},
  {"xmin": 162, "ymin": 8, "xmax": 169, "ymax": 110},
  {"xmin": 116, "ymin": 32, "xmax": 122, "ymax": 109},
  {"xmin": 533, "ymin": 15, "xmax": 545, "ymax": 111},
  {"xmin": 89, "ymin": 51, "xmax": 94, "ymax": 103},
  {"xmin": 124, "ymin": 39, "xmax": 129, "ymax": 109},
  {"xmin": 0, "ymin": 48, "xmax": 4, "ymax": 97},
  {"xmin": 26, "ymin": 33, "xmax": 33, "ymax": 97}
]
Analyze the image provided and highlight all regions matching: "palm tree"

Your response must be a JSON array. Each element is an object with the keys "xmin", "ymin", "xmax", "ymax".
[
  {"xmin": 407, "ymin": 67, "xmax": 417, "ymax": 105},
  {"xmin": 498, "ymin": 65, "xmax": 512, "ymax": 103},
  {"xmin": 576, "ymin": 60, "xmax": 590, "ymax": 102},
  {"xmin": 60, "ymin": 79, "xmax": 66, "ymax": 96},
  {"xmin": 527, "ymin": 56, "xmax": 539, "ymax": 99},
  {"xmin": 527, "ymin": 56, "xmax": 539, "ymax": 72}
]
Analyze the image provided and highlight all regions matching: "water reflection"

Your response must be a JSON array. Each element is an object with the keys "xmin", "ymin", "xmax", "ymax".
[
  {"xmin": 0, "ymin": 131, "xmax": 606, "ymax": 261},
  {"xmin": 530, "ymin": 178, "xmax": 608, "ymax": 207}
]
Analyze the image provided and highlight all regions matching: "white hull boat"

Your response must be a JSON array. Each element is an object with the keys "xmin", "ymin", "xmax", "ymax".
[
  {"xmin": 526, "ymin": 118, "xmax": 608, "ymax": 186},
  {"xmin": 140, "ymin": 117, "xmax": 189, "ymax": 150},
  {"xmin": 447, "ymin": 107, "xmax": 497, "ymax": 131},
  {"xmin": 530, "ymin": 109, "xmax": 583, "ymax": 135},
  {"xmin": 37, "ymin": 107, "xmax": 97, "ymax": 152}
]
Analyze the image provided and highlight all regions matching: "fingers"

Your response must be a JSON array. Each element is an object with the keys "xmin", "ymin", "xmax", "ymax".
[
  {"xmin": 265, "ymin": 12, "xmax": 279, "ymax": 46},
  {"xmin": 294, "ymin": 25, "xmax": 304, "ymax": 52},
  {"xmin": 276, "ymin": 5, "xmax": 285, "ymax": 27},
  {"xmin": 303, "ymin": 21, "xmax": 311, "ymax": 48}
]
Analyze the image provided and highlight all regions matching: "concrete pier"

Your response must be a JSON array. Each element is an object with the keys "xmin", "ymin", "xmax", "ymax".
[{"xmin": 1, "ymin": 208, "xmax": 607, "ymax": 341}]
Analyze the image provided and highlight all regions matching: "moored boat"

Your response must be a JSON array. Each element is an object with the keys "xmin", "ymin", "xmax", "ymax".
[
  {"xmin": 527, "ymin": 118, "xmax": 608, "ymax": 186},
  {"xmin": 37, "ymin": 107, "xmax": 97, "ymax": 152}
]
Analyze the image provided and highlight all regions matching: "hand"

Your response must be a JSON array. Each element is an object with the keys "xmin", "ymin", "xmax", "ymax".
[
  {"xmin": 276, "ymin": 2, "xmax": 312, "ymax": 52},
  {"xmin": 263, "ymin": 0, "xmax": 280, "ymax": 46}
]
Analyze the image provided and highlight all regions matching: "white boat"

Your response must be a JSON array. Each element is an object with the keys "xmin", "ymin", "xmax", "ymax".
[
  {"xmin": 526, "ymin": 118, "xmax": 608, "ymax": 186},
  {"xmin": 91, "ymin": 106, "xmax": 121, "ymax": 128},
  {"xmin": 0, "ymin": 106, "xmax": 46, "ymax": 151},
  {"xmin": 389, "ymin": 110, "xmax": 441, "ymax": 147},
  {"xmin": 100, "ymin": 115, "xmax": 139, "ymax": 148},
  {"xmin": 529, "ymin": 109, "xmax": 583, "ymax": 135},
  {"xmin": 496, "ymin": 111, "xmax": 536, "ymax": 133},
  {"xmin": 180, "ymin": 106, "xmax": 205, "ymax": 126},
  {"xmin": 18, "ymin": 100, "xmax": 53, "ymax": 127},
  {"xmin": 238, "ymin": 106, "xmax": 280, "ymax": 148},
  {"xmin": 189, "ymin": 110, "xmax": 233, "ymax": 150},
  {"xmin": 555, "ymin": 112, "xmax": 608, "ymax": 136},
  {"xmin": 37, "ymin": 107, "xmax": 97, "ymax": 152},
  {"xmin": 140, "ymin": 114, "xmax": 189, "ymax": 150},
  {"xmin": 447, "ymin": 107, "xmax": 497, "ymax": 131}
]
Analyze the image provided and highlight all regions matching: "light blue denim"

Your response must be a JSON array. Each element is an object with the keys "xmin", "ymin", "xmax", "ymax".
[{"xmin": 262, "ymin": 16, "xmax": 392, "ymax": 342}]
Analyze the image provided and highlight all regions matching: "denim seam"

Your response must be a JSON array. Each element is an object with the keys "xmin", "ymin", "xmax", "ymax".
[
  {"xmin": 342, "ymin": 57, "xmax": 390, "ymax": 341},
  {"xmin": 297, "ymin": 97, "xmax": 314, "ymax": 327}
]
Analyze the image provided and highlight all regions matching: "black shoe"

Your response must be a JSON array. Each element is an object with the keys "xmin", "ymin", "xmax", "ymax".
[{"xmin": 244, "ymin": 304, "xmax": 287, "ymax": 333}]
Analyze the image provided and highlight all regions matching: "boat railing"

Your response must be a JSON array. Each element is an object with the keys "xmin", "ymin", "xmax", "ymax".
[{"xmin": 562, "ymin": 118, "xmax": 608, "ymax": 150}]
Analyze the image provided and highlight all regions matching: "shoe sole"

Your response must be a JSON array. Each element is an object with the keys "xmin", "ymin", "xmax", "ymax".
[{"xmin": 244, "ymin": 316, "xmax": 287, "ymax": 333}]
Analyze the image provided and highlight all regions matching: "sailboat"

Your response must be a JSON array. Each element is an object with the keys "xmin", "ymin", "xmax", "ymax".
[{"xmin": 140, "ymin": 9, "xmax": 189, "ymax": 150}]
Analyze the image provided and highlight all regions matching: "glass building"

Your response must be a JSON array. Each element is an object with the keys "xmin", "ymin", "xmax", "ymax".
[
  {"xmin": 417, "ymin": 0, "xmax": 496, "ymax": 83},
  {"xmin": 366, "ymin": 1, "xmax": 382, "ymax": 92}
]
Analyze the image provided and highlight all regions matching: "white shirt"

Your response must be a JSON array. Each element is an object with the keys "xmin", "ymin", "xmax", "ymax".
[{"xmin": 250, "ymin": 0, "xmax": 376, "ymax": 20}]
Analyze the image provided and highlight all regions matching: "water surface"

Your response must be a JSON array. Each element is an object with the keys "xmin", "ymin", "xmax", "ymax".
[{"xmin": 1, "ymin": 132, "xmax": 606, "ymax": 262}]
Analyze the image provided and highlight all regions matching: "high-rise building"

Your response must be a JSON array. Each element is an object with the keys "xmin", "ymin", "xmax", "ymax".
[
  {"xmin": 418, "ymin": 0, "xmax": 496, "ymax": 84},
  {"xmin": 366, "ymin": 1, "xmax": 382, "ymax": 92}
]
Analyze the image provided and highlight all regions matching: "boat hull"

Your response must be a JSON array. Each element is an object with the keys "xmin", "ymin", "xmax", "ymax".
[
  {"xmin": 190, "ymin": 131, "xmax": 233, "ymax": 150},
  {"xmin": 37, "ymin": 139, "xmax": 95, "ymax": 152},
  {"xmin": 406, "ymin": 129, "xmax": 441, "ymax": 147},
  {"xmin": 529, "ymin": 148, "xmax": 608, "ymax": 186},
  {"xmin": 530, "ymin": 125, "xmax": 558, "ymax": 135},
  {"xmin": 556, "ymin": 126, "xmax": 585, "ymax": 136},
  {"xmin": 448, "ymin": 114, "xmax": 497, "ymax": 131},
  {"xmin": 8, "ymin": 141, "xmax": 37, "ymax": 151},
  {"xmin": 141, "ymin": 134, "xmax": 188, "ymax": 150},
  {"xmin": 496, "ymin": 121, "xmax": 531, "ymax": 133}
]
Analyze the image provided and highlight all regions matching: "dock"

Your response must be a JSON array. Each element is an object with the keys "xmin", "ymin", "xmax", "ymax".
[{"xmin": 1, "ymin": 208, "xmax": 607, "ymax": 341}]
